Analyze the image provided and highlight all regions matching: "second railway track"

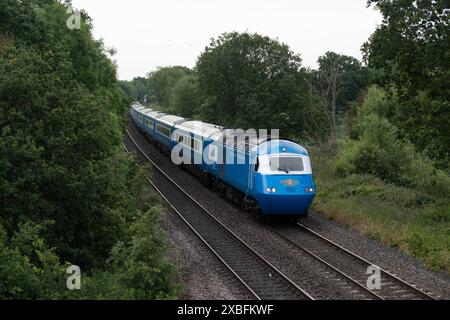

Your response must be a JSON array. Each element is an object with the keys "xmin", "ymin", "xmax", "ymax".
[
  {"xmin": 124, "ymin": 129, "xmax": 313, "ymax": 300},
  {"xmin": 273, "ymin": 223, "xmax": 436, "ymax": 300}
]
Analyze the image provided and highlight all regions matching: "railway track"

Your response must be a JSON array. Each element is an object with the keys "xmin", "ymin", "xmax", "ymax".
[
  {"xmin": 124, "ymin": 129, "xmax": 313, "ymax": 300},
  {"xmin": 125, "ymin": 123, "xmax": 437, "ymax": 300},
  {"xmin": 274, "ymin": 223, "xmax": 436, "ymax": 300}
]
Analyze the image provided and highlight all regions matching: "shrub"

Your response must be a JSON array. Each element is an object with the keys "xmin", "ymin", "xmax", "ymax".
[
  {"xmin": 335, "ymin": 114, "xmax": 450, "ymax": 196},
  {"xmin": 107, "ymin": 206, "xmax": 179, "ymax": 299},
  {"xmin": 0, "ymin": 222, "xmax": 68, "ymax": 299},
  {"xmin": 335, "ymin": 114, "xmax": 405, "ymax": 182}
]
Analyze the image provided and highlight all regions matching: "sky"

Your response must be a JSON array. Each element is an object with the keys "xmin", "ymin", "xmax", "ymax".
[{"xmin": 71, "ymin": 0, "xmax": 382, "ymax": 81}]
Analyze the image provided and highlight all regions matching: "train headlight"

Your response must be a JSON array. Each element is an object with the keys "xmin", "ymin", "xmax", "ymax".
[
  {"xmin": 271, "ymin": 188, "xmax": 277, "ymax": 193},
  {"xmin": 305, "ymin": 187, "xmax": 314, "ymax": 193},
  {"xmin": 266, "ymin": 187, "xmax": 271, "ymax": 193}
]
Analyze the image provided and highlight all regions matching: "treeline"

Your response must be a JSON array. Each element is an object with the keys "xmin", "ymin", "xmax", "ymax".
[
  {"xmin": 121, "ymin": 33, "xmax": 369, "ymax": 144},
  {"xmin": 0, "ymin": 0, "xmax": 177, "ymax": 299}
]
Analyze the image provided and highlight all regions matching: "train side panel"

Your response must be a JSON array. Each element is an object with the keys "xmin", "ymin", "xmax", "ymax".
[{"xmin": 220, "ymin": 145, "xmax": 250, "ymax": 194}]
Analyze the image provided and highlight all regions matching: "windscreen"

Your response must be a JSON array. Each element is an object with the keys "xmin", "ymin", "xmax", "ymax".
[{"xmin": 269, "ymin": 156, "xmax": 304, "ymax": 173}]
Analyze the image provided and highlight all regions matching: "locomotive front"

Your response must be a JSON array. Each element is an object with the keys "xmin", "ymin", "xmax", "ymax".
[{"xmin": 251, "ymin": 140, "xmax": 316, "ymax": 216}]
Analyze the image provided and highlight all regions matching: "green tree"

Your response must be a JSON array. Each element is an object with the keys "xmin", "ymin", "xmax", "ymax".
[
  {"xmin": 0, "ymin": 0, "xmax": 138, "ymax": 266},
  {"xmin": 196, "ymin": 32, "xmax": 327, "ymax": 139},
  {"xmin": 119, "ymin": 77, "xmax": 157, "ymax": 103},
  {"xmin": 168, "ymin": 74, "xmax": 202, "ymax": 117},
  {"xmin": 0, "ymin": 0, "xmax": 178, "ymax": 299},
  {"xmin": 362, "ymin": 0, "xmax": 450, "ymax": 169},
  {"xmin": 148, "ymin": 66, "xmax": 192, "ymax": 107}
]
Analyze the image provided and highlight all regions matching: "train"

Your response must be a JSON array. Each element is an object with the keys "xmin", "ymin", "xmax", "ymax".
[{"xmin": 129, "ymin": 102, "xmax": 316, "ymax": 217}]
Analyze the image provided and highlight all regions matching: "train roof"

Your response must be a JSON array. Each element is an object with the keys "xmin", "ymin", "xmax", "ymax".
[
  {"xmin": 156, "ymin": 114, "xmax": 186, "ymax": 127},
  {"xmin": 217, "ymin": 130, "xmax": 266, "ymax": 152},
  {"xmin": 213, "ymin": 130, "xmax": 308, "ymax": 155},
  {"xmin": 133, "ymin": 105, "xmax": 147, "ymax": 112},
  {"xmin": 175, "ymin": 120, "xmax": 223, "ymax": 139},
  {"xmin": 142, "ymin": 109, "xmax": 161, "ymax": 117},
  {"xmin": 129, "ymin": 103, "xmax": 308, "ymax": 156}
]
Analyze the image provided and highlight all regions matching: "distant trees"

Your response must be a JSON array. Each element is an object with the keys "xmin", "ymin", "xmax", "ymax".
[
  {"xmin": 169, "ymin": 74, "xmax": 202, "ymax": 118},
  {"xmin": 119, "ymin": 77, "xmax": 156, "ymax": 103},
  {"xmin": 196, "ymin": 32, "xmax": 328, "ymax": 139},
  {"xmin": 314, "ymin": 52, "xmax": 369, "ymax": 144},
  {"xmin": 362, "ymin": 0, "xmax": 450, "ymax": 169},
  {"xmin": 148, "ymin": 66, "xmax": 192, "ymax": 107}
]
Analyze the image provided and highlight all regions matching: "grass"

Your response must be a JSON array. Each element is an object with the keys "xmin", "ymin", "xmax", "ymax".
[{"xmin": 310, "ymin": 148, "xmax": 450, "ymax": 273}]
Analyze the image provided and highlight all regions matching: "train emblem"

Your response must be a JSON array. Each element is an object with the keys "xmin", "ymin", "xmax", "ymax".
[{"xmin": 280, "ymin": 179, "xmax": 299, "ymax": 187}]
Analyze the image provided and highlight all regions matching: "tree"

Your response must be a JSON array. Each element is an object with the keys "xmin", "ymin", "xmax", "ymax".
[
  {"xmin": 362, "ymin": 0, "xmax": 450, "ymax": 169},
  {"xmin": 0, "ymin": 0, "xmax": 178, "ymax": 299},
  {"xmin": 0, "ymin": 0, "xmax": 138, "ymax": 268},
  {"xmin": 314, "ymin": 52, "xmax": 369, "ymax": 145},
  {"xmin": 168, "ymin": 74, "xmax": 202, "ymax": 118},
  {"xmin": 148, "ymin": 66, "xmax": 192, "ymax": 107},
  {"xmin": 196, "ymin": 32, "xmax": 328, "ymax": 139},
  {"xmin": 119, "ymin": 77, "xmax": 157, "ymax": 103}
]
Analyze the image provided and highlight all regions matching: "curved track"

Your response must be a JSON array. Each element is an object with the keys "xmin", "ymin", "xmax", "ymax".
[{"xmin": 124, "ymin": 129, "xmax": 313, "ymax": 300}]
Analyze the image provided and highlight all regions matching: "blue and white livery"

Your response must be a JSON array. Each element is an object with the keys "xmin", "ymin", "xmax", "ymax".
[{"xmin": 130, "ymin": 102, "xmax": 316, "ymax": 216}]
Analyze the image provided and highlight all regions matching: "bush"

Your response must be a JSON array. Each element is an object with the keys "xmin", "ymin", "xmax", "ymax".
[
  {"xmin": 0, "ymin": 222, "xmax": 68, "ymax": 299},
  {"xmin": 335, "ymin": 114, "xmax": 450, "ymax": 196},
  {"xmin": 107, "ymin": 206, "xmax": 179, "ymax": 299},
  {"xmin": 356, "ymin": 85, "xmax": 399, "ymax": 125},
  {"xmin": 335, "ymin": 114, "xmax": 405, "ymax": 182}
]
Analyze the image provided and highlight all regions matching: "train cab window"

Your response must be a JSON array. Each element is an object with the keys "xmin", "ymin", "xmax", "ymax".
[{"xmin": 269, "ymin": 156, "xmax": 304, "ymax": 173}]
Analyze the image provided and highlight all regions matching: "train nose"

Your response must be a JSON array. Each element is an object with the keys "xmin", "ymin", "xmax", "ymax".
[
  {"xmin": 263, "ymin": 176, "xmax": 315, "ymax": 195},
  {"xmin": 256, "ymin": 175, "xmax": 316, "ymax": 215}
]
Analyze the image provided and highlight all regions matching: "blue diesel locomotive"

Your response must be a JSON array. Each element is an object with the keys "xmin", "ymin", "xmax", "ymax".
[{"xmin": 130, "ymin": 103, "xmax": 316, "ymax": 216}]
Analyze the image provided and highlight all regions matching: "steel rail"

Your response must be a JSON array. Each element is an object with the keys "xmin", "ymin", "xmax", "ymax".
[{"xmin": 295, "ymin": 222, "xmax": 436, "ymax": 300}]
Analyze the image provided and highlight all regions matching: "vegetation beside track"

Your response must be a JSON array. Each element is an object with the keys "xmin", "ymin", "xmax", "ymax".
[{"xmin": 0, "ymin": 0, "xmax": 178, "ymax": 299}]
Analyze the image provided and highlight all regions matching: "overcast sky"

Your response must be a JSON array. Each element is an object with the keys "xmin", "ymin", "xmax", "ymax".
[{"xmin": 71, "ymin": 0, "xmax": 382, "ymax": 80}]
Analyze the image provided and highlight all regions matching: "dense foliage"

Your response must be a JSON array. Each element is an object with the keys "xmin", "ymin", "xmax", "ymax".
[
  {"xmin": 195, "ymin": 32, "xmax": 328, "ymax": 138},
  {"xmin": 362, "ymin": 0, "xmax": 450, "ymax": 169},
  {"xmin": 119, "ymin": 77, "xmax": 157, "ymax": 103},
  {"xmin": 0, "ymin": 0, "xmax": 177, "ymax": 299},
  {"xmin": 336, "ymin": 87, "xmax": 450, "ymax": 197}
]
